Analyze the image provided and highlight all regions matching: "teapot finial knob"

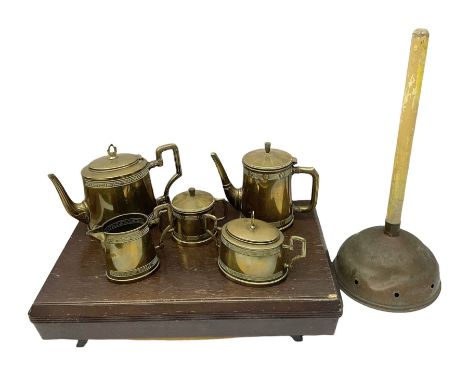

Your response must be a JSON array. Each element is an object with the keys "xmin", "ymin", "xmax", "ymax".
[
  {"xmin": 265, "ymin": 142, "xmax": 271, "ymax": 153},
  {"xmin": 250, "ymin": 211, "xmax": 256, "ymax": 230},
  {"xmin": 107, "ymin": 144, "xmax": 117, "ymax": 159},
  {"xmin": 189, "ymin": 187, "xmax": 196, "ymax": 197}
]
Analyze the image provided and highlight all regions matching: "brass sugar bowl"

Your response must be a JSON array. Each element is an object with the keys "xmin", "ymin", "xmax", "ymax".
[
  {"xmin": 211, "ymin": 142, "xmax": 319, "ymax": 230},
  {"xmin": 217, "ymin": 213, "xmax": 307, "ymax": 286},
  {"xmin": 49, "ymin": 143, "xmax": 182, "ymax": 229},
  {"xmin": 171, "ymin": 187, "xmax": 227, "ymax": 246}
]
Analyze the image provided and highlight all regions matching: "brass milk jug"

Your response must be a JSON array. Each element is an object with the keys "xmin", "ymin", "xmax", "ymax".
[
  {"xmin": 87, "ymin": 202, "xmax": 171, "ymax": 282},
  {"xmin": 211, "ymin": 142, "xmax": 319, "ymax": 230}
]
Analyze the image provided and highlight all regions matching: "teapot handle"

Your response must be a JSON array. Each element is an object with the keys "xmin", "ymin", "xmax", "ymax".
[
  {"xmin": 292, "ymin": 166, "xmax": 319, "ymax": 213},
  {"xmin": 149, "ymin": 143, "xmax": 182, "ymax": 203}
]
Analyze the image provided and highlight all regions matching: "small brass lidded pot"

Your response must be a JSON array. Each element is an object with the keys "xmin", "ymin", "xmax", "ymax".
[
  {"xmin": 211, "ymin": 142, "xmax": 319, "ymax": 230},
  {"xmin": 171, "ymin": 187, "xmax": 226, "ymax": 245},
  {"xmin": 217, "ymin": 212, "xmax": 307, "ymax": 286}
]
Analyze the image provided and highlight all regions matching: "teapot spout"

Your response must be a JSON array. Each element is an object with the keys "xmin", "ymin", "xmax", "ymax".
[
  {"xmin": 210, "ymin": 153, "xmax": 242, "ymax": 210},
  {"xmin": 48, "ymin": 174, "xmax": 90, "ymax": 225}
]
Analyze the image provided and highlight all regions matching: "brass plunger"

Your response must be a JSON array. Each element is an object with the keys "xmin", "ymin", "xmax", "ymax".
[{"xmin": 333, "ymin": 29, "xmax": 441, "ymax": 312}]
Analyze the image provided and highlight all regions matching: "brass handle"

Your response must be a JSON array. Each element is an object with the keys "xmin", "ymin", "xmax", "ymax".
[
  {"xmin": 150, "ymin": 202, "xmax": 173, "ymax": 226},
  {"xmin": 203, "ymin": 213, "xmax": 219, "ymax": 246},
  {"xmin": 149, "ymin": 143, "xmax": 182, "ymax": 202},
  {"xmin": 151, "ymin": 203, "xmax": 174, "ymax": 249},
  {"xmin": 214, "ymin": 198, "xmax": 229, "ymax": 221},
  {"xmin": 282, "ymin": 236, "xmax": 307, "ymax": 268},
  {"xmin": 292, "ymin": 166, "xmax": 319, "ymax": 213},
  {"xmin": 203, "ymin": 213, "xmax": 218, "ymax": 232},
  {"xmin": 156, "ymin": 224, "xmax": 174, "ymax": 250},
  {"xmin": 385, "ymin": 29, "xmax": 429, "ymax": 235}
]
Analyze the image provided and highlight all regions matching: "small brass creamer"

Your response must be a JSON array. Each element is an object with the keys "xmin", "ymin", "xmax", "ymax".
[
  {"xmin": 49, "ymin": 143, "xmax": 182, "ymax": 228},
  {"xmin": 211, "ymin": 142, "xmax": 319, "ymax": 230},
  {"xmin": 86, "ymin": 203, "xmax": 172, "ymax": 282}
]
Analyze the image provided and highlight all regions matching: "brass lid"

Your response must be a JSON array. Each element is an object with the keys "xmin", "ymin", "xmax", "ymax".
[
  {"xmin": 81, "ymin": 144, "xmax": 148, "ymax": 180},
  {"xmin": 172, "ymin": 187, "xmax": 214, "ymax": 213},
  {"xmin": 223, "ymin": 213, "xmax": 283, "ymax": 250},
  {"xmin": 242, "ymin": 142, "xmax": 294, "ymax": 171}
]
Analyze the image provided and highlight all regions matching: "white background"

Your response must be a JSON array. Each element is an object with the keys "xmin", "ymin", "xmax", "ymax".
[{"xmin": 1, "ymin": 1, "xmax": 467, "ymax": 381}]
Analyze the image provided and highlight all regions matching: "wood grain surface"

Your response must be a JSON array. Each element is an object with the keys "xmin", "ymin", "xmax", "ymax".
[{"xmin": 29, "ymin": 202, "xmax": 342, "ymax": 340}]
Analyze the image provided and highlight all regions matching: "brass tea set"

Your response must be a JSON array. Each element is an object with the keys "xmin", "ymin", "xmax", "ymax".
[
  {"xmin": 49, "ymin": 141, "xmax": 318, "ymax": 285},
  {"xmin": 47, "ymin": 29, "xmax": 441, "ymax": 313}
]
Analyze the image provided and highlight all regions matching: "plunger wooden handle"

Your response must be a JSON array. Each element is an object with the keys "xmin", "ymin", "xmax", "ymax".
[{"xmin": 385, "ymin": 29, "xmax": 429, "ymax": 234}]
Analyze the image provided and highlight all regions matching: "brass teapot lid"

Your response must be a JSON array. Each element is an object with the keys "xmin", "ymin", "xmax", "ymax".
[
  {"xmin": 172, "ymin": 187, "xmax": 214, "ymax": 213},
  {"xmin": 81, "ymin": 144, "xmax": 148, "ymax": 180},
  {"xmin": 242, "ymin": 142, "xmax": 294, "ymax": 171},
  {"xmin": 224, "ymin": 212, "xmax": 283, "ymax": 250}
]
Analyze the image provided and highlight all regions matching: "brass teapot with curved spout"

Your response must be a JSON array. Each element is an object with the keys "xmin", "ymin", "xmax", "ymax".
[
  {"xmin": 49, "ymin": 143, "xmax": 182, "ymax": 229},
  {"xmin": 211, "ymin": 142, "xmax": 319, "ymax": 230}
]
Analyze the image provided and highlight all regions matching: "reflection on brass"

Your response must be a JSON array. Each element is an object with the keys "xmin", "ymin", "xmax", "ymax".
[
  {"xmin": 211, "ymin": 142, "xmax": 319, "ymax": 230},
  {"xmin": 49, "ymin": 143, "xmax": 182, "ymax": 228},
  {"xmin": 170, "ymin": 188, "xmax": 227, "ymax": 246},
  {"xmin": 216, "ymin": 213, "xmax": 307, "ymax": 286}
]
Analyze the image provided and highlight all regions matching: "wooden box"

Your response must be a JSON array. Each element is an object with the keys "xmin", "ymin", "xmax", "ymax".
[{"xmin": 29, "ymin": 204, "xmax": 342, "ymax": 346}]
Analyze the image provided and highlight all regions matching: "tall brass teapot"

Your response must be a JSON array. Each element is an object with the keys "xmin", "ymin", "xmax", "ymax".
[
  {"xmin": 49, "ymin": 143, "xmax": 182, "ymax": 228},
  {"xmin": 211, "ymin": 142, "xmax": 319, "ymax": 230}
]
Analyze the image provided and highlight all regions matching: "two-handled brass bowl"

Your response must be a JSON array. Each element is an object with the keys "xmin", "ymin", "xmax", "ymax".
[
  {"xmin": 217, "ymin": 213, "xmax": 307, "ymax": 286},
  {"xmin": 170, "ymin": 187, "xmax": 227, "ymax": 246},
  {"xmin": 211, "ymin": 142, "xmax": 319, "ymax": 230},
  {"xmin": 87, "ymin": 203, "xmax": 172, "ymax": 283},
  {"xmin": 49, "ymin": 143, "xmax": 182, "ymax": 229}
]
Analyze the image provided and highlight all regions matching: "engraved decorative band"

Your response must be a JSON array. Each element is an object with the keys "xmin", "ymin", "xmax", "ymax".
[
  {"xmin": 243, "ymin": 167, "xmax": 292, "ymax": 181},
  {"xmin": 84, "ymin": 166, "xmax": 149, "ymax": 188},
  {"xmin": 220, "ymin": 235, "xmax": 281, "ymax": 256},
  {"xmin": 108, "ymin": 256, "xmax": 159, "ymax": 278},
  {"xmin": 270, "ymin": 214, "xmax": 294, "ymax": 229},
  {"xmin": 173, "ymin": 210, "xmax": 212, "ymax": 221},
  {"xmin": 104, "ymin": 217, "xmax": 149, "ymax": 244},
  {"xmin": 218, "ymin": 258, "xmax": 284, "ymax": 282}
]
